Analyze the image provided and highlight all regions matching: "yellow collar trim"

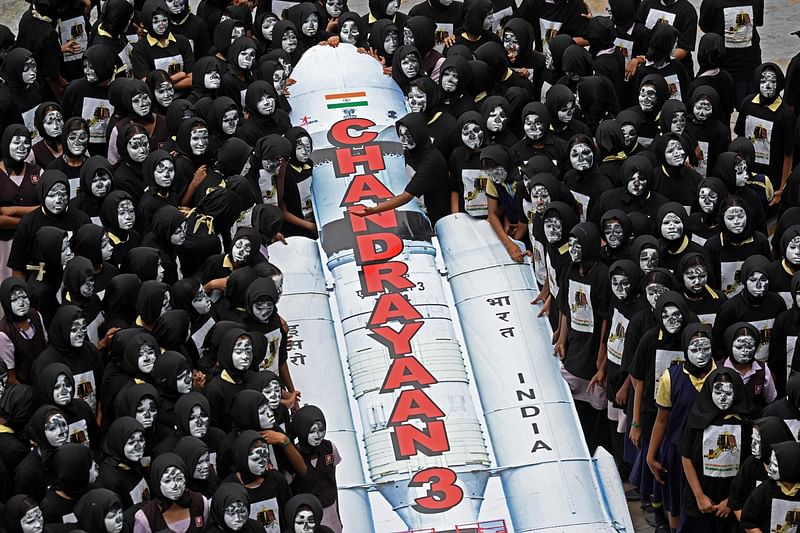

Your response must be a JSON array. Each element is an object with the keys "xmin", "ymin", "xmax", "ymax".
[
  {"xmin": 97, "ymin": 26, "xmax": 113, "ymax": 38},
  {"xmin": 108, "ymin": 231, "xmax": 126, "ymax": 245},
  {"xmin": 603, "ymin": 151, "xmax": 627, "ymax": 162},
  {"xmin": 427, "ymin": 111, "xmax": 442, "ymax": 124},
  {"xmin": 752, "ymin": 94, "xmax": 783, "ymax": 112},
  {"xmin": 221, "ymin": 370, "xmax": 236, "ymax": 383},
  {"xmin": 146, "ymin": 32, "xmax": 177, "ymax": 48},
  {"xmin": 783, "ymin": 259, "xmax": 795, "ymax": 276},
  {"xmin": 0, "ymin": 424, "xmax": 14, "ymax": 433},
  {"xmin": 222, "ymin": 255, "xmax": 235, "ymax": 271},
  {"xmin": 780, "ymin": 482, "xmax": 800, "ymax": 496}
]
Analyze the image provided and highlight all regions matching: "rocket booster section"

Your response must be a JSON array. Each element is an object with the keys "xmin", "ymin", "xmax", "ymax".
[
  {"xmin": 268, "ymin": 238, "xmax": 374, "ymax": 533},
  {"xmin": 437, "ymin": 214, "xmax": 633, "ymax": 532},
  {"xmin": 290, "ymin": 46, "xmax": 491, "ymax": 529}
]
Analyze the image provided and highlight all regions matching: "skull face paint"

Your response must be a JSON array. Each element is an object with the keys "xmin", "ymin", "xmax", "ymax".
[
  {"xmin": 294, "ymin": 509, "xmax": 316, "ymax": 533},
  {"xmin": 295, "ymin": 136, "xmax": 311, "ymax": 163},
  {"xmin": 697, "ymin": 187, "xmax": 719, "ymax": 214},
  {"xmin": 746, "ymin": 271, "xmax": 768, "ymax": 297},
  {"xmin": 61, "ymin": 236, "xmax": 74, "ymax": 264},
  {"xmin": 261, "ymin": 16, "xmax": 278, "ymax": 41},
  {"xmin": 638, "ymin": 84, "xmax": 657, "ymax": 112},
  {"xmin": 44, "ymin": 182, "xmax": 69, "ymax": 214},
  {"xmin": 91, "ymin": 170, "xmax": 112, "ymax": 198},
  {"xmin": 170, "ymin": 221, "xmax": 187, "ymax": 246},
  {"xmin": 325, "ymin": 0, "xmax": 343, "ymax": 17},
  {"xmin": 723, "ymin": 206, "xmax": 747, "ymax": 234},
  {"xmin": 307, "ymin": 420, "xmax": 326, "ymax": 446},
  {"xmin": 79, "ymin": 276, "xmax": 95, "ymax": 298},
  {"xmin": 603, "ymin": 219, "xmax": 624, "ymax": 248},
  {"xmin": 153, "ymin": 158, "xmax": 175, "ymax": 187},
  {"xmin": 301, "ymin": 13, "xmax": 319, "ymax": 37},
  {"xmin": 189, "ymin": 126, "xmax": 208, "ymax": 155},
  {"xmin": 486, "ymin": 106, "xmax": 507, "ymax": 133},
  {"xmin": 203, "ymin": 71, "xmax": 221, "ymax": 90},
  {"xmin": 247, "ymin": 442, "xmax": 269, "ymax": 474},
  {"xmin": 44, "ymin": 412, "xmax": 69, "ymax": 447},
  {"xmin": 9, "ymin": 135, "xmax": 31, "ymax": 162},
  {"xmin": 104, "ymin": 508, "xmax": 124, "ymax": 533},
  {"xmin": 188, "ymin": 405, "xmax": 209, "ymax": 438},
  {"xmin": 257, "ymin": 402, "xmax": 275, "ymax": 429},
  {"xmin": 231, "ymin": 336, "xmax": 253, "ymax": 371},
  {"xmin": 731, "ymin": 333, "xmax": 757, "ymax": 364},
  {"xmin": 159, "ymin": 465, "xmax": 186, "ymax": 501},
  {"xmin": 126, "ymin": 133, "xmax": 150, "ymax": 163},
  {"xmin": 670, "ymin": 111, "xmax": 686, "ymax": 134},
  {"xmin": 165, "ymin": 0, "xmax": 185, "ymax": 14},
  {"xmin": 251, "ymin": 297, "xmax": 275, "ymax": 323},
  {"xmin": 664, "ymin": 139, "xmax": 686, "ymax": 167},
  {"xmin": 385, "ymin": 0, "xmax": 400, "ymax": 15},
  {"xmin": 569, "ymin": 142, "xmax": 593, "ymax": 171},
  {"xmin": 52, "ymin": 374, "xmax": 74, "ymax": 406},
  {"xmin": 131, "ymin": 92, "xmax": 152, "ymax": 117},
  {"xmin": 786, "ymin": 236, "xmax": 800, "ymax": 265},
  {"xmin": 154, "ymin": 81, "xmax": 174, "ymax": 108},
  {"xmin": 711, "ymin": 380, "xmax": 734, "ymax": 411},
  {"xmin": 281, "ymin": 29, "xmax": 298, "ymax": 53},
  {"xmin": 9, "ymin": 287, "xmax": 30, "ymax": 318},
  {"xmin": 523, "ymin": 113, "xmax": 545, "ymax": 140},
  {"xmin": 406, "ymin": 85, "xmax": 426, "ymax": 112},
  {"xmin": 400, "ymin": 54, "xmax": 420, "ymax": 78},
  {"xmin": 152, "ymin": 13, "xmax": 170, "ymax": 36},
  {"xmin": 66, "ymin": 128, "xmax": 89, "ymax": 156},
  {"xmin": 191, "ymin": 286, "xmax": 212, "ymax": 314},
  {"xmin": 683, "ymin": 264, "xmax": 708, "ymax": 294},
  {"xmin": 644, "ymin": 282, "xmax": 667, "ymax": 308},
  {"xmin": 734, "ymin": 159, "xmax": 748, "ymax": 187},
  {"xmin": 760, "ymin": 69, "xmax": 778, "ymax": 99},
  {"xmin": 19, "ymin": 507, "xmax": 43, "ymax": 533},
  {"xmin": 557, "ymin": 100, "xmax": 576, "ymax": 124},
  {"xmin": 136, "ymin": 397, "xmax": 157, "ymax": 428},
  {"xmin": 397, "ymin": 124, "xmax": 416, "ymax": 151},
  {"xmin": 117, "ymin": 199, "xmax": 136, "ymax": 230},
  {"xmin": 70, "ymin": 317, "xmax": 87, "ymax": 347},
  {"xmin": 660, "ymin": 304, "xmax": 683, "ymax": 334},
  {"xmin": 83, "ymin": 59, "xmax": 98, "ymax": 83},
  {"xmin": 610, "ymin": 274, "xmax": 631, "ymax": 300},
  {"xmin": 530, "ymin": 184, "xmax": 551, "ymax": 214},
  {"xmin": 42, "ymin": 110, "xmax": 63, "ymax": 138},
  {"xmin": 193, "ymin": 451, "xmax": 211, "ymax": 480},
  {"xmin": 231, "ymin": 238, "xmax": 252, "ymax": 264},
  {"xmin": 686, "ymin": 336, "xmax": 712, "ymax": 367},
  {"xmin": 384, "ymin": 30, "xmax": 399, "ymax": 54},
  {"xmin": 123, "ymin": 430, "xmax": 145, "ymax": 462},
  {"xmin": 256, "ymin": 94, "xmax": 276, "ymax": 116},
  {"xmin": 138, "ymin": 342, "xmax": 157, "ymax": 374},
  {"xmin": 503, "ymin": 30, "xmax": 519, "ymax": 57},
  {"xmin": 568, "ymin": 236, "xmax": 582, "ymax": 263},
  {"xmin": 441, "ymin": 67, "xmax": 459, "ymax": 93},
  {"xmin": 543, "ymin": 214, "xmax": 562, "ymax": 243},
  {"xmin": 21, "ymin": 57, "xmax": 37, "ymax": 85},
  {"xmin": 221, "ymin": 110, "xmax": 239, "ymax": 135},
  {"xmin": 224, "ymin": 501, "xmax": 248, "ymax": 531},
  {"xmin": 626, "ymin": 172, "xmax": 646, "ymax": 197},
  {"xmin": 340, "ymin": 20, "xmax": 360, "ymax": 45},
  {"xmin": 101, "ymin": 233, "xmax": 114, "ymax": 261},
  {"xmin": 693, "ymin": 96, "xmax": 712, "ymax": 122},
  {"xmin": 237, "ymin": 48, "xmax": 256, "ymax": 70},
  {"xmin": 621, "ymin": 124, "xmax": 638, "ymax": 149},
  {"xmin": 660, "ymin": 212, "xmax": 684, "ymax": 241}
]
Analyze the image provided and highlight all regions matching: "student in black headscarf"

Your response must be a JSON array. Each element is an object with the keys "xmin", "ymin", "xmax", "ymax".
[
  {"xmin": 100, "ymin": 190, "xmax": 141, "ymax": 267},
  {"xmin": 188, "ymin": 56, "xmax": 221, "ymax": 104},
  {"xmin": 684, "ymin": 86, "xmax": 730, "ymax": 178},
  {"xmin": 205, "ymin": 482, "xmax": 264, "ymax": 533},
  {"xmin": 16, "ymin": 404, "xmax": 71, "ymax": 500},
  {"xmin": 137, "ymin": 150, "xmax": 179, "ymax": 232},
  {"xmin": 624, "ymin": 73, "xmax": 669, "ymax": 148},
  {"xmin": 686, "ymin": 177, "xmax": 725, "ymax": 246},
  {"xmin": 563, "ymin": 134, "xmax": 612, "ymax": 223},
  {"xmin": 100, "ymin": 329, "xmax": 159, "ymax": 421},
  {"xmin": 174, "ymin": 435, "xmax": 218, "ymax": 498},
  {"xmin": 280, "ymin": 127, "xmax": 316, "ymax": 238},
  {"xmin": 70, "ymin": 156, "xmax": 114, "ymax": 225},
  {"xmin": 677, "ymin": 252, "xmax": 725, "ymax": 329},
  {"xmin": 96, "ymin": 416, "xmax": 150, "ymax": 510},
  {"xmin": 545, "ymin": 84, "xmax": 591, "ymax": 143},
  {"xmin": 2, "ymin": 495, "xmax": 47, "ymax": 533},
  {"xmin": 146, "ymin": 69, "xmax": 176, "ymax": 117},
  {"xmin": 243, "ymin": 277, "xmax": 292, "ymax": 388},
  {"xmin": 271, "ymin": 20, "xmax": 303, "ymax": 65},
  {"xmin": 131, "ymin": 0, "xmax": 195, "ymax": 92},
  {"xmin": 46, "ymin": 117, "xmax": 90, "ymax": 191},
  {"xmin": 599, "ymin": 209, "xmax": 632, "ymax": 265},
  {"xmin": 30, "ymin": 102, "xmax": 63, "ymax": 169},
  {"xmin": 69, "ymin": 223, "xmax": 118, "ymax": 297},
  {"xmin": 40, "ymin": 443, "xmax": 94, "ymax": 525},
  {"xmin": 0, "ymin": 278, "xmax": 47, "ymax": 386},
  {"xmin": 650, "ymin": 132, "xmax": 702, "ymax": 210},
  {"xmin": 0, "ymin": 48, "xmax": 43, "ymax": 135},
  {"xmin": 35, "ymin": 362, "xmax": 98, "ymax": 447},
  {"xmin": 60, "ymin": 256, "xmax": 105, "ymax": 344},
  {"xmin": 236, "ymin": 80, "xmax": 291, "ymax": 147},
  {"xmin": 140, "ymin": 205, "xmax": 186, "ymax": 284},
  {"xmin": 437, "ymin": 55, "xmax": 475, "ymax": 117},
  {"xmin": 288, "ymin": 2, "xmax": 328, "ymax": 56},
  {"xmin": 175, "ymin": 391, "xmax": 225, "ymax": 460},
  {"xmin": 73, "ymin": 487, "xmax": 125, "ymax": 533},
  {"xmin": 655, "ymin": 202, "xmax": 707, "ymax": 273},
  {"xmin": 363, "ymin": 0, "xmax": 407, "ymax": 35},
  {"xmin": 204, "ymin": 328, "xmax": 255, "ymax": 431},
  {"xmin": 24, "ymin": 226, "xmax": 71, "ymax": 326},
  {"xmin": 169, "ymin": 277, "xmax": 216, "ymax": 351},
  {"xmin": 221, "ymin": 36, "xmax": 258, "ymax": 107},
  {"xmin": 511, "ymin": 102, "xmax": 567, "ymax": 169},
  {"xmin": 479, "ymin": 95, "xmax": 517, "ymax": 148},
  {"xmin": 112, "ymin": 122, "xmax": 151, "ymax": 204}
]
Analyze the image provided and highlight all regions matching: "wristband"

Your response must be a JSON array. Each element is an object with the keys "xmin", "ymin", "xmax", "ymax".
[
  {"xmin": 631, "ymin": 421, "xmax": 641, "ymax": 429},
  {"xmin": 281, "ymin": 439, "xmax": 290, "ymax": 447}
]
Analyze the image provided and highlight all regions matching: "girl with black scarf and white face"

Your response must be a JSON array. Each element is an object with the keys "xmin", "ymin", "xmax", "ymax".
[
  {"xmin": 598, "ymin": 209, "xmax": 632, "ymax": 266},
  {"xmin": 655, "ymin": 201, "xmax": 708, "ymax": 274},
  {"xmin": 623, "ymin": 73, "xmax": 669, "ymax": 148},
  {"xmin": 243, "ymin": 277, "xmax": 292, "ymax": 387},
  {"xmin": 2, "ymin": 495, "xmax": 46, "ymax": 533},
  {"xmin": 685, "ymin": 85, "xmax": 731, "ymax": 178},
  {"xmin": 23, "ymin": 226, "xmax": 72, "ymax": 328},
  {"xmin": 449, "ymin": 110, "xmax": 488, "ymax": 217},
  {"xmin": 722, "ymin": 322, "xmax": 777, "ymax": 412},
  {"xmin": 100, "ymin": 190, "xmax": 142, "ymax": 268},
  {"xmin": 100, "ymin": 329, "xmax": 160, "ymax": 423},
  {"xmin": 174, "ymin": 391, "xmax": 226, "ymax": 464},
  {"xmin": 175, "ymin": 436, "xmax": 219, "ymax": 500},
  {"xmin": 115, "ymin": 382, "xmax": 179, "ymax": 461},
  {"xmin": 280, "ymin": 127, "xmax": 317, "ymax": 239},
  {"xmin": 70, "ymin": 156, "xmax": 115, "ymax": 225},
  {"xmin": 562, "ymin": 134, "xmax": 612, "ymax": 223},
  {"xmin": 35, "ymin": 362, "xmax": 98, "ymax": 447},
  {"xmin": 146, "ymin": 69, "xmax": 176, "ymax": 118},
  {"xmin": 0, "ymin": 48, "xmax": 42, "ymax": 139},
  {"xmin": 510, "ymin": 102, "xmax": 568, "ymax": 170},
  {"xmin": 0, "ymin": 278, "xmax": 48, "ymax": 386},
  {"xmin": 287, "ymin": 2, "xmax": 329, "ymax": 57},
  {"xmin": 204, "ymin": 328, "xmax": 256, "ymax": 432},
  {"xmin": 677, "ymin": 252, "xmax": 726, "ymax": 331},
  {"xmin": 205, "ymin": 482, "xmax": 264, "ymax": 533},
  {"xmin": 17, "ymin": 404, "xmax": 72, "ymax": 501},
  {"xmin": 221, "ymin": 36, "xmax": 258, "ymax": 109},
  {"xmin": 169, "ymin": 277, "xmax": 217, "ymax": 351},
  {"xmin": 112, "ymin": 122, "xmax": 152, "ymax": 205},
  {"xmin": 136, "ymin": 150, "xmax": 179, "ymax": 233},
  {"xmin": 545, "ymin": 84, "xmax": 591, "ymax": 143},
  {"xmin": 713, "ymin": 151, "xmax": 768, "ymax": 236},
  {"xmin": 97, "ymin": 416, "xmax": 150, "ymax": 510},
  {"xmin": 140, "ymin": 204, "xmax": 186, "ymax": 284},
  {"xmin": 479, "ymin": 95, "xmax": 519, "ymax": 148},
  {"xmin": 687, "ymin": 176, "xmax": 725, "ymax": 246},
  {"xmin": 46, "ymin": 118, "xmax": 90, "ymax": 193},
  {"xmin": 74, "ymin": 487, "xmax": 125, "ymax": 533},
  {"xmin": 60, "ymin": 256, "xmax": 105, "ymax": 345},
  {"xmin": 30, "ymin": 102, "xmax": 64, "ymax": 170},
  {"xmin": 39, "ymin": 443, "xmax": 96, "ymax": 525},
  {"xmin": 236, "ymin": 80, "xmax": 292, "ymax": 148},
  {"xmin": 536, "ymin": 201, "xmax": 578, "ymax": 327}
]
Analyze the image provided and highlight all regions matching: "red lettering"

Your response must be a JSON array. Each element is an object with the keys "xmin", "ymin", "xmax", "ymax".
[
  {"xmin": 341, "ymin": 174, "xmax": 394, "ymax": 206},
  {"xmin": 410, "ymin": 468, "xmax": 464, "ymax": 513},
  {"xmin": 369, "ymin": 322, "xmax": 424, "ymax": 357},
  {"xmin": 329, "ymin": 118, "xmax": 377, "ymax": 146},
  {"xmin": 360, "ymin": 262, "xmax": 414, "ymax": 294},
  {"xmin": 381, "ymin": 356, "xmax": 437, "ymax": 391},
  {"xmin": 355, "ymin": 233, "xmax": 403, "ymax": 264},
  {"xmin": 388, "ymin": 389, "xmax": 445, "ymax": 425},
  {"xmin": 335, "ymin": 145, "xmax": 385, "ymax": 175},
  {"xmin": 347, "ymin": 207, "xmax": 398, "ymax": 233},
  {"xmin": 392, "ymin": 420, "xmax": 450, "ymax": 458},
  {"xmin": 368, "ymin": 293, "xmax": 423, "ymax": 325}
]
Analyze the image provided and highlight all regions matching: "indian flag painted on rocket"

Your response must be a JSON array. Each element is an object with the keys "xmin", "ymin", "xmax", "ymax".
[{"xmin": 325, "ymin": 91, "xmax": 368, "ymax": 109}]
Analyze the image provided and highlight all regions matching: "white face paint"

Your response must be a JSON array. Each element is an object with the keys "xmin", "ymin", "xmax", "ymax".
[
  {"xmin": 568, "ymin": 236, "xmax": 582, "ymax": 262},
  {"xmin": 247, "ymin": 442, "xmax": 269, "ymax": 474},
  {"xmin": 670, "ymin": 111, "xmax": 686, "ymax": 134},
  {"xmin": 138, "ymin": 343, "xmax": 157, "ymax": 373},
  {"xmin": 123, "ymin": 430, "xmax": 145, "ymax": 462},
  {"xmin": 53, "ymin": 374, "xmax": 74, "ymax": 406},
  {"xmin": 189, "ymin": 127, "xmax": 208, "ymax": 155},
  {"xmin": 61, "ymin": 236, "xmax": 74, "ymax": 264},
  {"xmin": 66, "ymin": 128, "xmax": 89, "ymax": 156},
  {"xmin": 9, "ymin": 287, "xmax": 30, "ymax": 317},
  {"xmin": 621, "ymin": 124, "xmax": 637, "ymax": 148},
  {"xmin": 734, "ymin": 159, "xmax": 748, "ymax": 187},
  {"xmin": 407, "ymin": 86, "xmax": 426, "ymax": 113},
  {"xmin": 731, "ymin": 333, "xmax": 757, "ymax": 364},
  {"xmin": 746, "ymin": 271, "xmax": 768, "ymax": 297},
  {"xmin": 256, "ymin": 93, "xmax": 276, "ymax": 116},
  {"xmin": 400, "ymin": 54, "xmax": 420, "ymax": 78},
  {"xmin": 191, "ymin": 286, "xmax": 212, "ymax": 315},
  {"xmin": 263, "ymin": 380, "xmax": 282, "ymax": 409},
  {"xmin": 687, "ymin": 336, "xmax": 712, "ymax": 367},
  {"xmin": 273, "ymin": 68, "xmax": 288, "ymax": 93},
  {"xmin": 660, "ymin": 212, "xmax": 683, "ymax": 241},
  {"xmin": 231, "ymin": 336, "xmax": 253, "ymax": 371},
  {"xmin": 159, "ymin": 465, "xmax": 186, "ymax": 501},
  {"xmin": 661, "ymin": 304, "xmax": 683, "ymax": 334},
  {"xmin": 693, "ymin": 96, "xmax": 712, "ymax": 122},
  {"xmin": 162, "ymin": 291, "xmax": 171, "ymax": 313},
  {"xmin": 569, "ymin": 142, "xmax": 593, "ymax": 171},
  {"xmin": 664, "ymin": 139, "xmax": 686, "ymax": 167},
  {"xmin": 231, "ymin": 26, "xmax": 245, "ymax": 42},
  {"xmin": 482, "ymin": 12, "xmax": 494, "ymax": 31},
  {"xmin": 301, "ymin": 13, "xmax": 318, "ymax": 37},
  {"xmin": 117, "ymin": 199, "xmax": 136, "ymax": 230},
  {"xmin": 21, "ymin": 57, "xmax": 37, "ymax": 85},
  {"xmin": 44, "ymin": 182, "xmax": 68, "ymax": 214},
  {"xmin": 530, "ymin": 184, "xmax": 551, "ymax": 214},
  {"xmin": 237, "ymin": 48, "xmax": 256, "ymax": 70},
  {"xmin": 224, "ymin": 501, "xmax": 248, "ymax": 531},
  {"xmin": 44, "ymin": 413, "xmax": 69, "ymax": 447},
  {"xmin": 251, "ymin": 298, "xmax": 275, "ymax": 323},
  {"xmin": 385, "ymin": 0, "xmax": 400, "ymax": 15},
  {"xmin": 441, "ymin": 67, "xmax": 459, "ymax": 92},
  {"xmin": 19, "ymin": 507, "xmax": 43, "ymax": 533},
  {"xmin": 403, "ymin": 26, "xmax": 415, "ymax": 47},
  {"xmin": 340, "ymin": 20, "xmax": 360, "ymax": 45},
  {"xmin": 603, "ymin": 219, "xmax": 624, "ymax": 248},
  {"xmin": 193, "ymin": 451, "xmax": 211, "ymax": 479},
  {"xmin": 697, "ymin": 186, "xmax": 718, "ymax": 214},
  {"xmin": 231, "ymin": 238, "xmax": 252, "ymax": 264},
  {"xmin": 156, "ymin": 260, "xmax": 165, "ymax": 282},
  {"xmin": 188, "ymin": 405, "xmax": 209, "ymax": 438},
  {"xmin": 610, "ymin": 274, "xmax": 631, "ymax": 300},
  {"xmin": 176, "ymin": 368, "xmax": 192, "ymax": 393},
  {"xmin": 42, "ymin": 110, "xmax": 63, "ymax": 138},
  {"xmin": 70, "ymin": 317, "xmax": 87, "ymax": 348},
  {"xmin": 153, "ymin": 158, "xmax": 175, "ymax": 187},
  {"xmin": 165, "ymin": 0, "xmax": 185, "ymax": 15},
  {"xmin": 203, "ymin": 71, "xmax": 221, "ymax": 89},
  {"xmin": 104, "ymin": 508, "xmax": 124, "ymax": 533},
  {"xmin": 760, "ymin": 70, "xmax": 778, "ymax": 99},
  {"xmin": 397, "ymin": 124, "xmax": 416, "ymax": 151},
  {"xmin": 281, "ymin": 29, "xmax": 298, "ymax": 53},
  {"xmin": 486, "ymin": 105, "xmax": 507, "ymax": 133},
  {"xmin": 683, "ymin": 264, "xmax": 707, "ymax": 293},
  {"xmin": 221, "ymin": 110, "xmax": 239, "ymax": 135},
  {"xmin": 626, "ymin": 171, "xmax": 646, "ymax": 197},
  {"xmin": 751, "ymin": 427, "xmax": 763, "ymax": 458},
  {"xmin": 294, "ymin": 509, "xmax": 316, "ymax": 533},
  {"xmin": 557, "ymin": 100, "xmax": 576, "ymax": 124},
  {"xmin": 523, "ymin": 113, "xmax": 545, "ymax": 140},
  {"xmin": 484, "ymin": 165, "xmax": 507, "ymax": 185},
  {"xmin": 257, "ymin": 402, "xmax": 275, "ymax": 429},
  {"xmin": 638, "ymin": 84, "xmax": 657, "ymax": 112},
  {"xmin": 307, "ymin": 420, "xmax": 326, "ymax": 446},
  {"xmin": 170, "ymin": 221, "xmax": 187, "ymax": 246},
  {"xmin": 543, "ymin": 214, "xmax": 562, "ymax": 243},
  {"xmin": 503, "ymin": 30, "xmax": 519, "ymax": 56},
  {"xmin": 295, "ymin": 136, "xmax": 311, "ymax": 162},
  {"xmin": 83, "ymin": 59, "xmax": 98, "ymax": 83},
  {"xmin": 768, "ymin": 449, "xmax": 781, "ymax": 480},
  {"xmin": 79, "ymin": 276, "xmax": 95, "ymax": 298},
  {"xmin": 131, "ymin": 92, "xmax": 152, "ymax": 117},
  {"xmin": 786, "ymin": 236, "xmax": 800, "ymax": 265},
  {"xmin": 9, "ymin": 134, "xmax": 31, "ymax": 162},
  {"xmin": 152, "ymin": 13, "xmax": 170, "ymax": 36},
  {"xmin": 326, "ymin": 0, "xmax": 343, "ymax": 17},
  {"xmin": 723, "ymin": 205, "xmax": 747, "ymax": 234},
  {"xmin": 101, "ymin": 233, "xmax": 114, "ymax": 262},
  {"xmin": 644, "ymin": 282, "xmax": 667, "ymax": 309},
  {"xmin": 126, "ymin": 133, "xmax": 150, "ymax": 163},
  {"xmin": 154, "ymin": 81, "xmax": 174, "ymax": 108},
  {"xmin": 711, "ymin": 381, "xmax": 735, "ymax": 411},
  {"xmin": 135, "ymin": 397, "xmax": 157, "ymax": 428},
  {"xmin": 262, "ymin": 16, "xmax": 278, "ymax": 41},
  {"xmin": 384, "ymin": 30, "xmax": 399, "ymax": 54}
]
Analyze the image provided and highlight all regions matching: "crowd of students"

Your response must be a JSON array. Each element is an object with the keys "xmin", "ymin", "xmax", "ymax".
[{"xmin": 1, "ymin": 0, "xmax": 800, "ymax": 531}]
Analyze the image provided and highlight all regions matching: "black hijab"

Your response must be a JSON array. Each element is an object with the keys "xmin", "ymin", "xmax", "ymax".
[{"xmin": 686, "ymin": 367, "xmax": 751, "ymax": 429}]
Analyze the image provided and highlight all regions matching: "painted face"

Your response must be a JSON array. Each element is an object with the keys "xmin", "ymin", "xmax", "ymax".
[
  {"xmin": 731, "ymin": 333, "xmax": 757, "ymax": 364},
  {"xmin": 9, "ymin": 287, "xmax": 30, "ymax": 318},
  {"xmin": 683, "ymin": 264, "xmax": 707, "ymax": 293},
  {"xmin": 263, "ymin": 380, "xmax": 282, "ymax": 409},
  {"xmin": 301, "ymin": 13, "xmax": 318, "ymax": 37},
  {"xmin": 385, "ymin": 0, "xmax": 400, "ymax": 15},
  {"xmin": 530, "ymin": 185, "xmax": 551, "ymax": 214},
  {"xmin": 44, "ymin": 412, "xmax": 69, "ymax": 447},
  {"xmin": 687, "ymin": 336, "xmax": 712, "ymax": 367},
  {"xmin": 262, "ymin": 158, "xmax": 282, "ymax": 176},
  {"xmin": 397, "ymin": 124, "xmax": 416, "ymax": 151},
  {"xmin": 273, "ymin": 68, "xmax": 288, "ymax": 93},
  {"xmin": 723, "ymin": 206, "xmax": 747, "ymax": 234},
  {"xmin": 326, "ymin": 0, "xmax": 343, "ymax": 17},
  {"xmin": 660, "ymin": 304, "xmax": 683, "ymax": 334},
  {"xmin": 746, "ymin": 271, "xmax": 768, "ymax": 297},
  {"xmin": 126, "ymin": 133, "xmax": 150, "ymax": 163},
  {"xmin": 152, "ymin": 13, "xmax": 169, "ymax": 36},
  {"xmin": 165, "ymin": 0, "xmax": 185, "ymax": 14},
  {"xmin": 697, "ymin": 186, "xmax": 718, "ymax": 214},
  {"xmin": 252, "ymin": 94, "xmax": 276, "ymax": 117},
  {"xmin": 484, "ymin": 165, "xmax": 507, "ymax": 185},
  {"xmin": 9, "ymin": 134, "xmax": 31, "ymax": 162},
  {"xmin": 603, "ymin": 219, "xmax": 624, "ymax": 248},
  {"xmin": 340, "ymin": 20, "xmax": 360, "ymax": 45},
  {"xmin": 189, "ymin": 126, "xmax": 208, "ymax": 155},
  {"xmin": 21, "ymin": 57, "xmax": 37, "ymax": 85},
  {"xmin": 486, "ymin": 106, "xmax": 507, "ymax": 133},
  {"xmin": 190, "ymin": 286, "xmax": 211, "ymax": 317},
  {"xmin": 193, "ymin": 451, "xmax": 211, "ymax": 480},
  {"xmin": 569, "ymin": 142, "xmax": 593, "ymax": 171},
  {"xmin": 750, "ymin": 427, "xmax": 763, "ymax": 458},
  {"xmin": 523, "ymin": 113, "xmax": 545, "ymax": 140},
  {"xmin": 767, "ymin": 449, "xmax": 781, "ymax": 480},
  {"xmin": 441, "ymin": 67, "xmax": 459, "ymax": 93},
  {"xmin": 221, "ymin": 110, "xmax": 239, "ymax": 135},
  {"xmin": 711, "ymin": 380, "xmax": 734, "ymax": 410},
  {"xmin": 66, "ymin": 128, "xmax": 89, "ymax": 156},
  {"xmin": 247, "ymin": 442, "xmax": 269, "ymax": 474},
  {"xmin": 159, "ymin": 465, "xmax": 186, "ymax": 501},
  {"xmin": 307, "ymin": 420, "xmax": 326, "ymax": 446},
  {"xmin": 123, "ymin": 430, "xmax": 145, "ymax": 462},
  {"xmin": 154, "ymin": 81, "xmax": 174, "ymax": 108},
  {"xmin": 153, "ymin": 158, "xmax": 175, "ymax": 188},
  {"xmin": 403, "ymin": 26, "xmax": 415, "ymax": 46},
  {"xmin": 83, "ymin": 59, "xmax": 98, "ymax": 83},
  {"xmin": 231, "ymin": 336, "xmax": 253, "ymax": 371},
  {"xmin": 295, "ymin": 136, "xmax": 311, "ymax": 163},
  {"xmin": 228, "ymin": 239, "xmax": 251, "ymax": 266},
  {"xmin": 482, "ymin": 12, "xmax": 494, "ymax": 30},
  {"xmin": 44, "ymin": 182, "xmax": 68, "ymax": 214},
  {"xmin": 135, "ymin": 397, "xmax": 157, "ymax": 428},
  {"xmin": 157, "ymin": 259, "xmax": 165, "ymax": 282},
  {"xmin": 786, "ymin": 236, "xmax": 800, "ymax": 265},
  {"xmin": 257, "ymin": 402, "xmax": 275, "ymax": 429},
  {"xmin": 568, "ymin": 236, "xmax": 582, "ymax": 263},
  {"xmin": 176, "ymin": 368, "xmax": 192, "ymax": 394},
  {"xmin": 170, "ymin": 220, "xmax": 187, "ymax": 246},
  {"xmin": 188, "ymin": 405, "xmax": 209, "ymax": 437},
  {"xmin": 543, "ymin": 214, "xmax": 562, "ymax": 243},
  {"xmin": 138, "ymin": 342, "xmax": 157, "ymax": 373},
  {"xmin": 664, "ymin": 139, "xmax": 686, "ymax": 167},
  {"xmin": 61, "ymin": 236, "xmax": 74, "ymax": 264},
  {"xmin": 117, "ymin": 199, "xmax": 135, "ymax": 230},
  {"xmin": 503, "ymin": 30, "xmax": 519, "ymax": 56},
  {"xmin": 70, "ymin": 317, "xmax": 87, "ymax": 348},
  {"xmin": 131, "ymin": 92, "xmax": 152, "ymax": 117},
  {"xmin": 203, "ymin": 71, "xmax": 221, "ymax": 90},
  {"xmin": 104, "ymin": 508, "xmax": 124, "ymax": 533},
  {"xmin": 407, "ymin": 86, "xmax": 426, "ymax": 113},
  {"xmin": 294, "ymin": 509, "xmax": 316, "ymax": 533},
  {"xmin": 557, "ymin": 100, "xmax": 576, "ymax": 124},
  {"xmin": 621, "ymin": 124, "xmax": 637, "ymax": 149},
  {"xmin": 644, "ymin": 282, "xmax": 667, "ymax": 309},
  {"xmin": 734, "ymin": 159, "xmax": 748, "ymax": 187},
  {"xmin": 281, "ymin": 29, "xmax": 298, "ymax": 53},
  {"xmin": 262, "ymin": 16, "xmax": 278, "ymax": 41},
  {"xmin": 400, "ymin": 54, "xmax": 420, "ymax": 78},
  {"xmin": 88, "ymin": 171, "xmax": 111, "ymax": 198},
  {"xmin": 610, "ymin": 274, "xmax": 630, "ymax": 300},
  {"xmin": 760, "ymin": 69, "xmax": 778, "ymax": 99},
  {"xmin": 670, "ymin": 111, "xmax": 686, "ymax": 134},
  {"xmin": 42, "ymin": 110, "xmax": 63, "ymax": 138},
  {"xmin": 52, "ymin": 374, "xmax": 74, "ymax": 406},
  {"xmin": 19, "ymin": 507, "xmax": 43, "ymax": 533},
  {"xmin": 251, "ymin": 297, "xmax": 275, "ymax": 323},
  {"xmin": 626, "ymin": 171, "xmax": 646, "ymax": 197},
  {"xmin": 638, "ymin": 84, "xmax": 657, "ymax": 111},
  {"xmin": 660, "ymin": 212, "xmax": 683, "ymax": 241},
  {"xmin": 79, "ymin": 276, "xmax": 95, "ymax": 298},
  {"xmin": 384, "ymin": 30, "xmax": 399, "ymax": 54},
  {"xmin": 101, "ymin": 233, "xmax": 113, "ymax": 261},
  {"xmin": 237, "ymin": 48, "xmax": 256, "ymax": 70},
  {"xmin": 692, "ymin": 96, "xmax": 712, "ymax": 122},
  {"xmin": 224, "ymin": 501, "xmax": 248, "ymax": 531}
]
